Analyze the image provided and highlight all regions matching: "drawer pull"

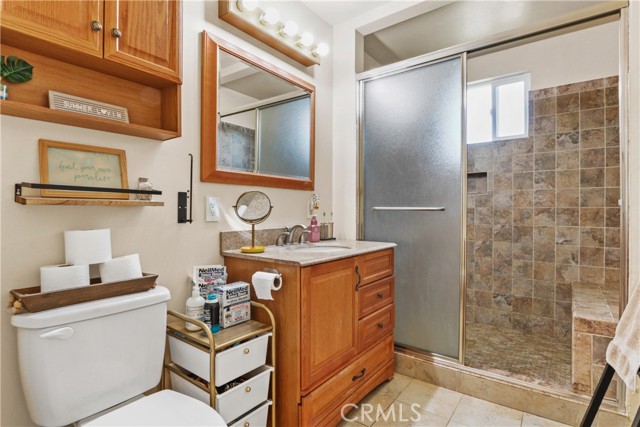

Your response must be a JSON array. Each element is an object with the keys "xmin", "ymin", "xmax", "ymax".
[
  {"xmin": 244, "ymin": 423, "xmax": 250, "ymax": 427},
  {"xmin": 352, "ymin": 368, "xmax": 366, "ymax": 381},
  {"xmin": 245, "ymin": 386, "xmax": 252, "ymax": 393},
  {"xmin": 377, "ymin": 293, "xmax": 384, "ymax": 299},
  {"xmin": 243, "ymin": 348, "xmax": 250, "ymax": 354},
  {"xmin": 355, "ymin": 265, "xmax": 362, "ymax": 291}
]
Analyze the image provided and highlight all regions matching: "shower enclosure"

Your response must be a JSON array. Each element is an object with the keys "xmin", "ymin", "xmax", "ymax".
[{"xmin": 358, "ymin": 14, "xmax": 625, "ymax": 398}]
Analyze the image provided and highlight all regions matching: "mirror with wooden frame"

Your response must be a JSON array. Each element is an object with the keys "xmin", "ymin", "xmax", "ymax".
[{"xmin": 201, "ymin": 32, "xmax": 315, "ymax": 190}]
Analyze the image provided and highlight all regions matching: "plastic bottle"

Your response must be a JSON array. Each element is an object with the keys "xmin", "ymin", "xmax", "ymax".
[
  {"xmin": 309, "ymin": 215, "xmax": 320, "ymax": 242},
  {"xmin": 185, "ymin": 284, "xmax": 205, "ymax": 331},
  {"xmin": 203, "ymin": 294, "xmax": 220, "ymax": 334}
]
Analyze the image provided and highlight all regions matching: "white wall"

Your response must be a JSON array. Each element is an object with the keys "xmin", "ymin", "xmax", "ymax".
[
  {"xmin": 0, "ymin": 2, "xmax": 332, "ymax": 425},
  {"xmin": 468, "ymin": 21, "xmax": 619, "ymax": 90}
]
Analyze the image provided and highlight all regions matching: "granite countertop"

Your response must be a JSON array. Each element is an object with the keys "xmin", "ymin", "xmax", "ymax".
[{"xmin": 222, "ymin": 240, "xmax": 396, "ymax": 266}]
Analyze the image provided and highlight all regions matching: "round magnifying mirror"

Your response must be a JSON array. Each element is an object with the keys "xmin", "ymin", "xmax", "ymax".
[{"xmin": 234, "ymin": 191, "xmax": 273, "ymax": 253}]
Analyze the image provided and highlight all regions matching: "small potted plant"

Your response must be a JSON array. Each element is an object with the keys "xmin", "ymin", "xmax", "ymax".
[{"xmin": 0, "ymin": 55, "xmax": 34, "ymax": 100}]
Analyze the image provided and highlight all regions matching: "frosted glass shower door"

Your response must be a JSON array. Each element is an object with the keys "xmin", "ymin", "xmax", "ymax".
[{"xmin": 360, "ymin": 56, "xmax": 464, "ymax": 359}]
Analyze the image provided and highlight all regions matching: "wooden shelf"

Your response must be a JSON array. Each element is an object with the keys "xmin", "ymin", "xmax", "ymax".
[
  {"xmin": 2, "ymin": 100, "xmax": 179, "ymax": 141},
  {"xmin": 0, "ymin": 44, "xmax": 181, "ymax": 141},
  {"xmin": 15, "ymin": 195, "xmax": 164, "ymax": 206},
  {"xmin": 167, "ymin": 319, "xmax": 272, "ymax": 352}
]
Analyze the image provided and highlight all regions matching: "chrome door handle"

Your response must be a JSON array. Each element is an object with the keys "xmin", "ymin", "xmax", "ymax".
[{"xmin": 371, "ymin": 207, "xmax": 445, "ymax": 211}]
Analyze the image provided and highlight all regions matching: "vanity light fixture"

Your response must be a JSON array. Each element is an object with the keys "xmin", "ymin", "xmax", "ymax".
[
  {"xmin": 259, "ymin": 7, "xmax": 280, "ymax": 26},
  {"xmin": 219, "ymin": 0, "xmax": 327, "ymax": 66}
]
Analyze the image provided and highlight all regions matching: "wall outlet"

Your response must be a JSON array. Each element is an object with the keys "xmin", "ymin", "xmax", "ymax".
[{"xmin": 206, "ymin": 196, "xmax": 220, "ymax": 222}]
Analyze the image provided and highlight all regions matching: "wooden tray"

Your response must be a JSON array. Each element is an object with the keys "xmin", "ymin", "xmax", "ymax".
[{"xmin": 9, "ymin": 273, "xmax": 158, "ymax": 314}]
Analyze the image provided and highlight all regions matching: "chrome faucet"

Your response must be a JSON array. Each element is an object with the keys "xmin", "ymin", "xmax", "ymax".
[{"xmin": 286, "ymin": 224, "xmax": 308, "ymax": 244}]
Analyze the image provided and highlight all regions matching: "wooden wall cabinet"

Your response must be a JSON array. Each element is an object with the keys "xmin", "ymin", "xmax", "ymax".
[
  {"xmin": 0, "ymin": 0, "xmax": 182, "ymax": 140},
  {"xmin": 224, "ymin": 248, "xmax": 395, "ymax": 427}
]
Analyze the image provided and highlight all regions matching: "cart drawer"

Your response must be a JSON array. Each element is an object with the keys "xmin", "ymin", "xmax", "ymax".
[
  {"xmin": 216, "ymin": 365, "xmax": 273, "ymax": 423},
  {"xmin": 229, "ymin": 400, "xmax": 272, "ymax": 427},
  {"xmin": 215, "ymin": 333, "xmax": 271, "ymax": 387}
]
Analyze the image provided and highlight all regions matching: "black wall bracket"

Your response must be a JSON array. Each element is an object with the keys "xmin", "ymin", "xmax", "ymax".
[{"xmin": 178, "ymin": 154, "xmax": 194, "ymax": 224}]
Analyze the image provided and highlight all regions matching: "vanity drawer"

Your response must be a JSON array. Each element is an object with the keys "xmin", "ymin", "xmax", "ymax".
[
  {"xmin": 300, "ymin": 335, "xmax": 393, "ymax": 426},
  {"xmin": 358, "ymin": 276, "xmax": 394, "ymax": 319},
  {"xmin": 215, "ymin": 333, "xmax": 271, "ymax": 387},
  {"xmin": 357, "ymin": 249, "xmax": 394, "ymax": 286},
  {"xmin": 358, "ymin": 304, "xmax": 394, "ymax": 352},
  {"xmin": 216, "ymin": 365, "xmax": 273, "ymax": 423}
]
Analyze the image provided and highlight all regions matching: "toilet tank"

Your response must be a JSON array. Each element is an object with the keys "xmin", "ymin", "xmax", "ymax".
[{"xmin": 11, "ymin": 286, "xmax": 171, "ymax": 427}]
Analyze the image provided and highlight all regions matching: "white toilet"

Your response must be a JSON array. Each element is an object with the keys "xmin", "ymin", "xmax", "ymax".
[{"xmin": 11, "ymin": 286, "xmax": 227, "ymax": 427}]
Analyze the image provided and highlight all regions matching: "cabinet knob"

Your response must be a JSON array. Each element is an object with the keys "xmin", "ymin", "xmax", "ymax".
[
  {"xmin": 244, "ymin": 423, "xmax": 250, "ymax": 427},
  {"xmin": 90, "ymin": 20, "xmax": 102, "ymax": 31},
  {"xmin": 245, "ymin": 386, "xmax": 252, "ymax": 393},
  {"xmin": 111, "ymin": 28, "xmax": 123, "ymax": 38},
  {"xmin": 378, "ymin": 322, "xmax": 385, "ymax": 329},
  {"xmin": 377, "ymin": 293, "xmax": 384, "ymax": 299},
  {"xmin": 243, "ymin": 348, "xmax": 250, "ymax": 354}
]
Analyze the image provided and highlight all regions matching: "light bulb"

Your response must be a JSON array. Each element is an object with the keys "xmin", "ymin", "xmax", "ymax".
[
  {"xmin": 298, "ymin": 32, "xmax": 314, "ymax": 47},
  {"xmin": 236, "ymin": 0, "xmax": 258, "ymax": 12},
  {"xmin": 313, "ymin": 42, "xmax": 329, "ymax": 57},
  {"xmin": 279, "ymin": 20, "xmax": 298, "ymax": 37},
  {"xmin": 259, "ymin": 7, "xmax": 280, "ymax": 25}
]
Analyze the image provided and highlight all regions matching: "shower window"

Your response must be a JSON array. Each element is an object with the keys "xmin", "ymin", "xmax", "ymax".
[{"xmin": 467, "ymin": 72, "xmax": 530, "ymax": 144}]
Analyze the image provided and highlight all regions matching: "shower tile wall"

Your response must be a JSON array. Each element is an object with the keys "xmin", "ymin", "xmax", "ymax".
[{"xmin": 466, "ymin": 76, "xmax": 620, "ymax": 339}]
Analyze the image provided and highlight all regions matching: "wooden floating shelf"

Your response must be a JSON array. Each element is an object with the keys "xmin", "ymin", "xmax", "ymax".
[
  {"xmin": 1, "ymin": 100, "xmax": 179, "ymax": 141},
  {"xmin": 15, "ymin": 196, "xmax": 164, "ymax": 207}
]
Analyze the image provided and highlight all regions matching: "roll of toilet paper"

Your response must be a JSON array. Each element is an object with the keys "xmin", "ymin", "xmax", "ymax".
[
  {"xmin": 251, "ymin": 271, "xmax": 282, "ymax": 300},
  {"xmin": 99, "ymin": 254, "xmax": 143, "ymax": 284},
  {"xmin": 40, "ymin": 264, "xmax": 90, "ymax": 293},
  {"xmin": 64, "ymin": 229, "xmax": 112, "ymax": 265}
]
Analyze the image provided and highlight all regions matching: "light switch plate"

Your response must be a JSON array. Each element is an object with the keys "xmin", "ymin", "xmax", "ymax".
[{"xmin": 206, "ymin": 196, "xmax": 220, "ymax": 222}]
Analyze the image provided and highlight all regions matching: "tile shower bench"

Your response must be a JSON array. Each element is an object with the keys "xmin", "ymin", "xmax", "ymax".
[{"xmin": 571, "ymin": 282, "xmax": 619, "ymax": 400}]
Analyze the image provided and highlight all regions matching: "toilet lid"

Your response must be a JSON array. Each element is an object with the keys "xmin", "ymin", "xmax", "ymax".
[{"xmin": 85, "ymin": 390, "xmax": 227, "ymax": 426}]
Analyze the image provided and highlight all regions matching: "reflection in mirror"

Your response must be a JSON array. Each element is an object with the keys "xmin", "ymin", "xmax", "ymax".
[
  {"xmin": 201, "ymin": 32, "xmax": 316, "ymax": 190},
  {"xmin": 233, "ymin": 191, "xmax": 273, "ymax": 253},
  {"xmin": 219, "ymin": 51, "xmax": 311, "ymax": 179}
]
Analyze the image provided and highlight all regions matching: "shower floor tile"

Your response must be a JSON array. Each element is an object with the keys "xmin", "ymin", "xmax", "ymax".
[{"xmin": 465, "ymin": 323, "xmax": 572, "ymax": 391}]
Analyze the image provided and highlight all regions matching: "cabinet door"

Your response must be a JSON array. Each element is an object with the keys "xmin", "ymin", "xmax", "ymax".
[
  {"xmin": 301, "ymin": 257, "xmax": 358, "ymax": 394},
  {"xmin": 0, "ymin": 1, "xmax": 102, "ymax": 57},
  {"xmin": 103, "ymin": 0, "xmax": 181, "ymax": 82}
]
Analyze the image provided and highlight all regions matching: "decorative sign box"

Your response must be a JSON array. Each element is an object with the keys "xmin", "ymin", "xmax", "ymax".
[{"xmin": 49, "ymin": 91, "xmax": 129, "ymax": 123}]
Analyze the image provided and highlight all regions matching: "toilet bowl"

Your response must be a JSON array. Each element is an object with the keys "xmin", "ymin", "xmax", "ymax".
[{"xmin": 12, "ymin": 286, "xmax": 226, "ymax": 427}]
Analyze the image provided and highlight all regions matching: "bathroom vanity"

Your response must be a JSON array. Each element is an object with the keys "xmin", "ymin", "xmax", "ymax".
[{"xmin": 223, "ymin": 241, "xmax": 395, "ymax": 426}]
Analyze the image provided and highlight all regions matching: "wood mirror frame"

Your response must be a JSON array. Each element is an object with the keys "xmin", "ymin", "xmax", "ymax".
[{"xmin": 201, "ymin": 32, "xmax": 315, "ymax": 190}]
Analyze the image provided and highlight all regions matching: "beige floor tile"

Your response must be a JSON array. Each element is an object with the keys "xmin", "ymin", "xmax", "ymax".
[
  {"xmin": 371, "ymin": 402, "xmax": 450, "ymax": 427},
  {"xmin": 522, "ymin": 413, "xmax": 572, "ymax": 427},
  {"xmin": 446, "ymin": 421, "xmax": 469, "ymax": 427},
  {"xmin": 449, "ymin": 395, "xmax": 523, "ymax": 427},
  {"xmin": 346, "ymin": 374, "xmax": 413, "ymax": 426},
  {"xmin": 338, "ymin": 419, "xmax": 368, "ymax": 427},
  {"xmin": 396, "ymin": 379, "xmax": 464, "ymax": 419}
]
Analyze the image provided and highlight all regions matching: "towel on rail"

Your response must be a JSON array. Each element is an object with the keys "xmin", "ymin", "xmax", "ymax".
[{"xmin": 606, "ymin": 280, "xmax": 640, "ymax": 391}]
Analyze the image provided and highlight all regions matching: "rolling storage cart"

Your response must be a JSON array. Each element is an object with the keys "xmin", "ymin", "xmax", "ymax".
[{"xmin": 164, "ymin": 301, "xmax": 276, "ymax": 427}]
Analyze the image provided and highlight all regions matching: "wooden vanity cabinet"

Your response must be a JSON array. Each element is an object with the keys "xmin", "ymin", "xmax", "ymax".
[
  {"xmin": 1, "ymin": 0, "xmax": 181, "ymax": 83},
  {"xmin": 224, "ymin": 248, "xmax": 395, "ymax": 427}
]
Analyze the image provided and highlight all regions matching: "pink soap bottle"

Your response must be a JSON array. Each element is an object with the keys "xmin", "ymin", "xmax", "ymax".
[{"xmin": 309, "ymin": 215, "xmax": 320, "ymax": 242}]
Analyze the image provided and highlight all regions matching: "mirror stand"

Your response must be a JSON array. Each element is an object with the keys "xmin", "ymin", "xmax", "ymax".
[{"xmin": 233, "ymin": 191, "xmax": 273, "ymax": 253}]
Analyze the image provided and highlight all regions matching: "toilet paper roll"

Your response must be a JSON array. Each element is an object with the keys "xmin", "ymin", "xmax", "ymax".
[
  {"xmin": 40, "ymin": 264, "xmax": 90, "ymax": 293},
  {"xmin": 64, "ymin": 229, "xmax": 112, "ymax": 265},
  {"xmin": 99, "ymin": 254, "xmax": 143, "ymax": 284},
  {"xmin": 251, "ymin": 271, "xmax": 282, "ymax": 300}
]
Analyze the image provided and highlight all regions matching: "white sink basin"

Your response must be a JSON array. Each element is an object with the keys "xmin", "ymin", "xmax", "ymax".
[{"xmin": 290, "ymin": 245, "xmax": 351, "ymax": 253}]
